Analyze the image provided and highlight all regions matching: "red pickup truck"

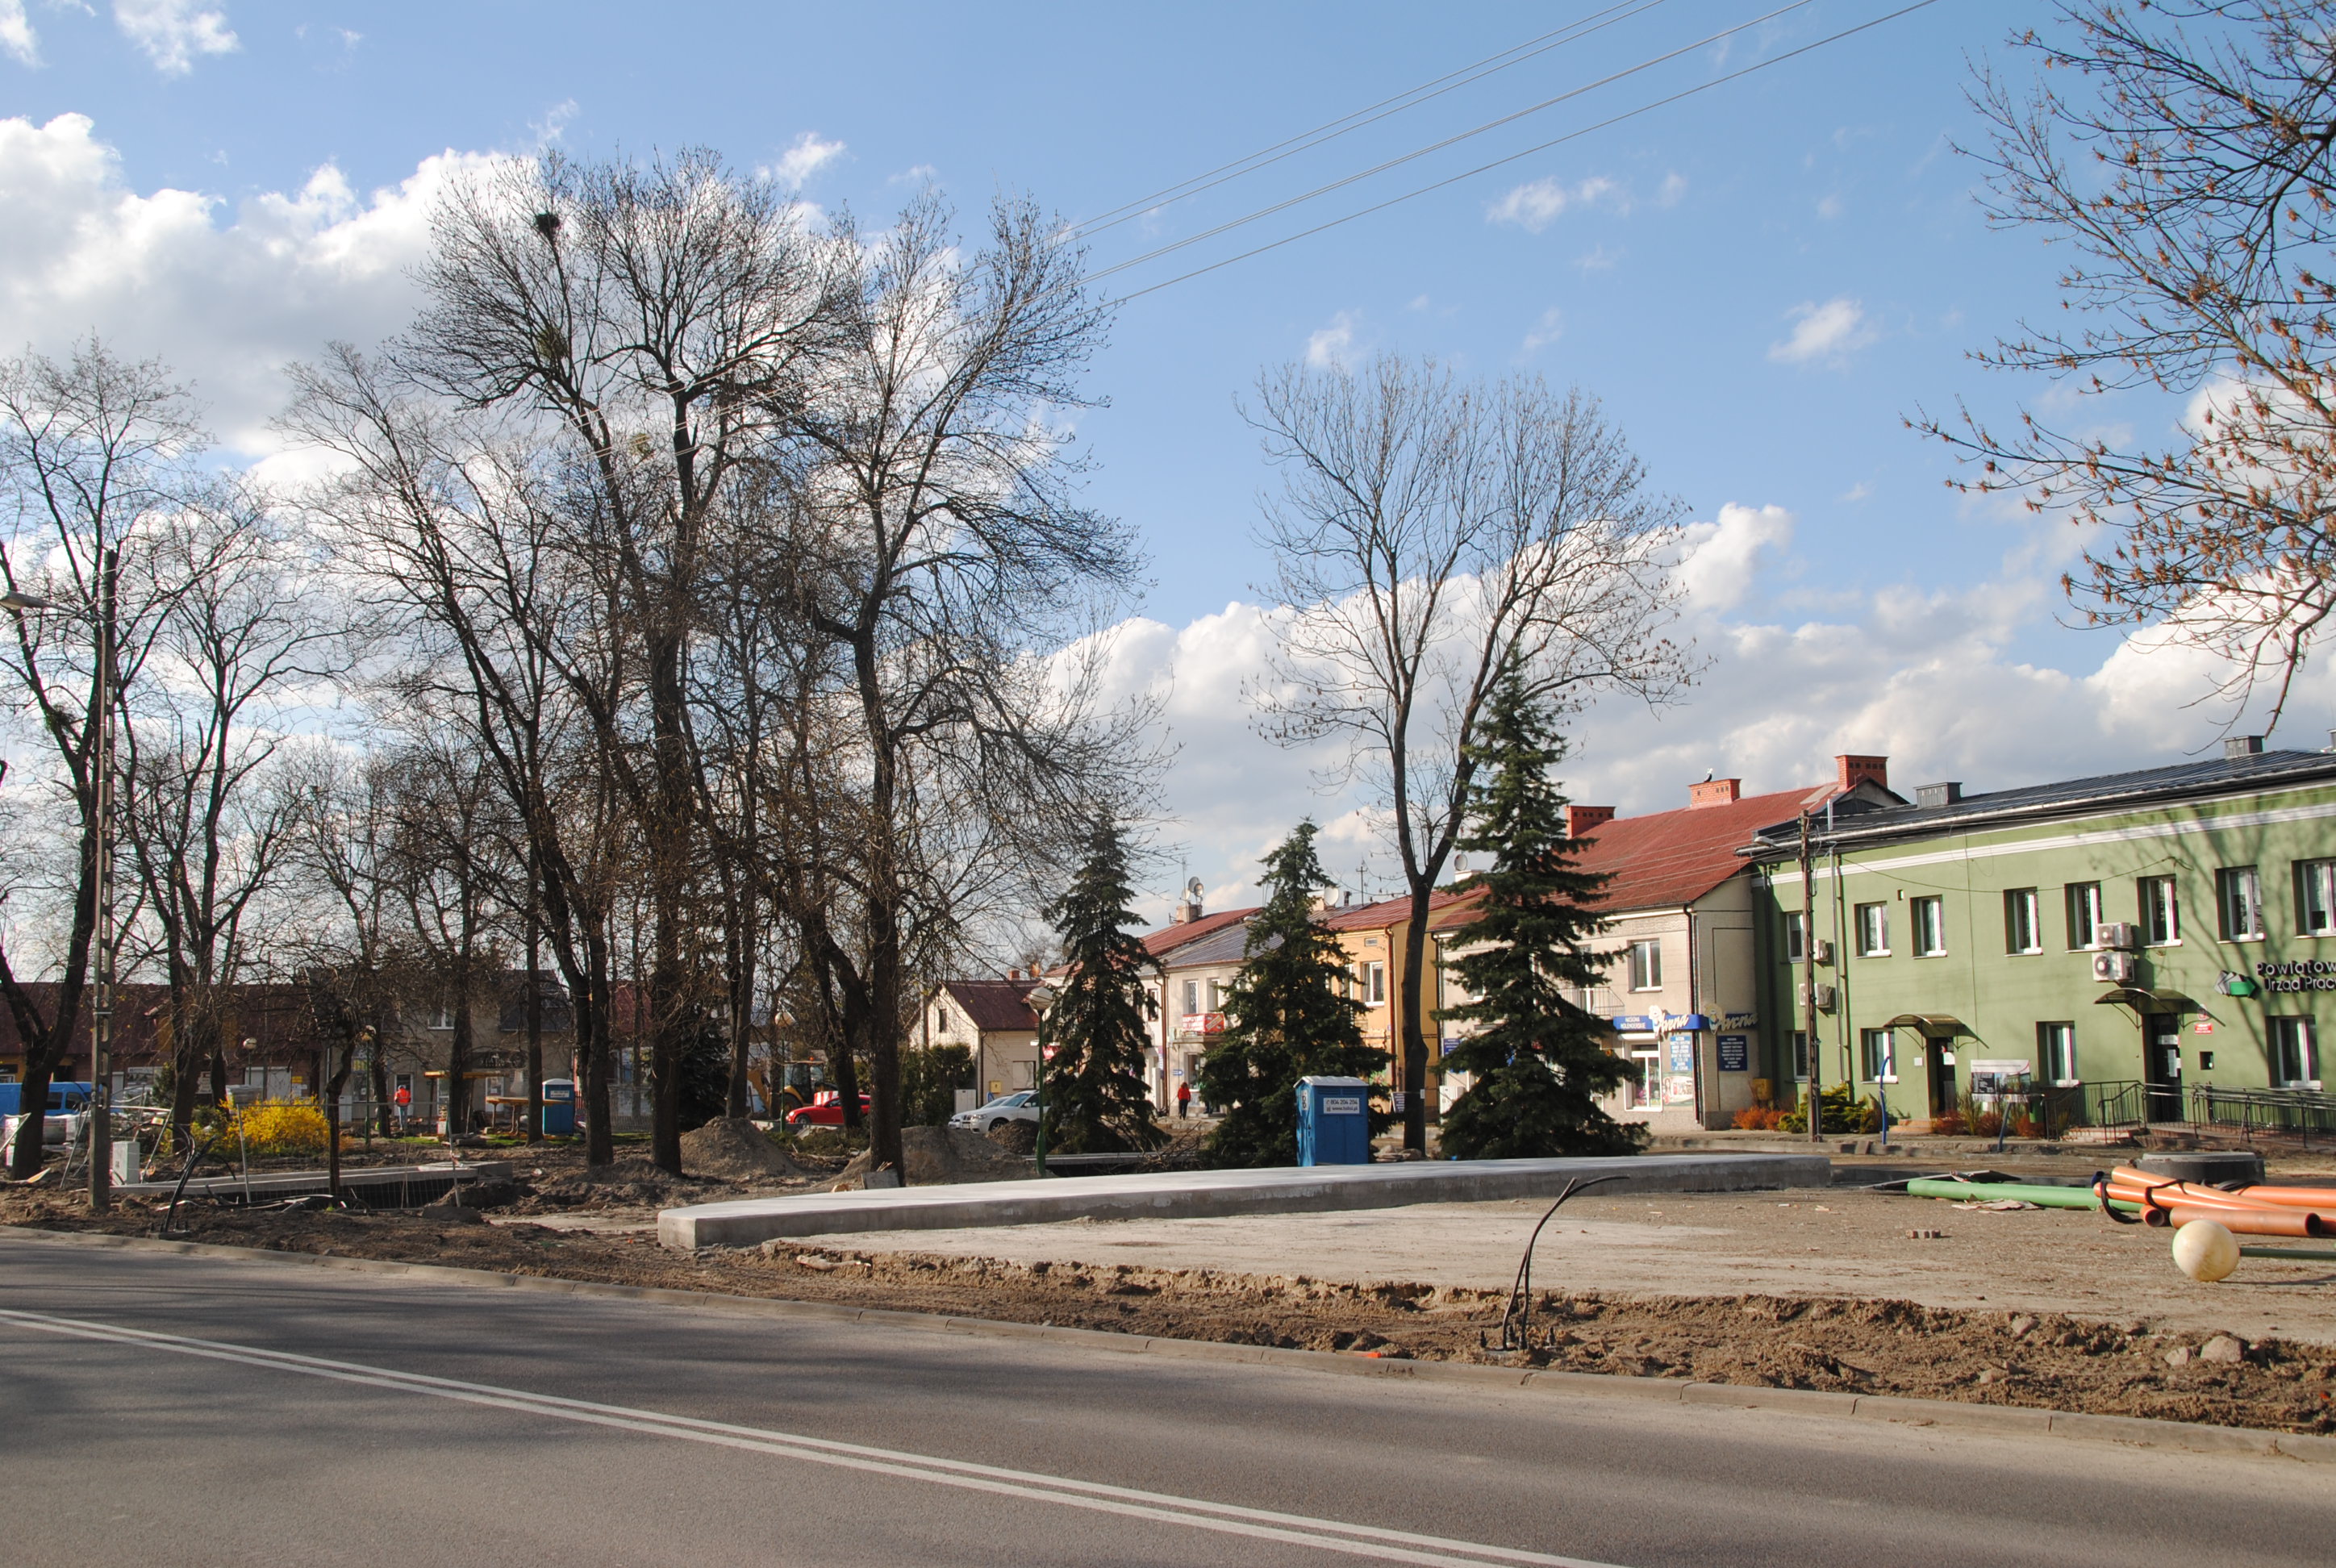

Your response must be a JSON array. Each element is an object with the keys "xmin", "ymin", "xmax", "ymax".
[{"xmin": 784, "ymin": 1090, "xmax": 871, "ymax": 1128}]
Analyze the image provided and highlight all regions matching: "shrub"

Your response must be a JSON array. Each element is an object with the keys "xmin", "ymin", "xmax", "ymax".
[
  {"xmin": 1776, "ymin": 1082, "xmax": 1888, "ymax": 1135},
  {"xmin": 1731, "ymin": 1106, "xmax": 1792, "ymax": 1131},
  {"xmin": 1929, "ymin": 1108, "xmax": 1969, "ymax": 1135},
  {"xmin": 229, "ymin": 1099, "xmax": 331, "ymax": 1157}
]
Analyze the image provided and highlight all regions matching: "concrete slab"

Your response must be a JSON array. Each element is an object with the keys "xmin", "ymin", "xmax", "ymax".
[{"xmin": 657, "ymin": 1152, "xmax": 1829, "ymax": 1249}]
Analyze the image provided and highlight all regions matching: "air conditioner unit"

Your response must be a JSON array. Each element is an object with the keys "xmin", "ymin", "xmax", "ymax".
[
  {"xmin": 1811, "ymin": 938, "xmax": 1834, "ymax": 966},
  {"xmin": 2099, "ymin": 922, "xmax": 2141, "ymax": 952},
  {"xmin": 1812, "ymin": 983, "xmax": 1838, "ymax": 1013},
  {"xmin": 2091, "ymin": 950, "xmax": 2138, "ymax": 985}
]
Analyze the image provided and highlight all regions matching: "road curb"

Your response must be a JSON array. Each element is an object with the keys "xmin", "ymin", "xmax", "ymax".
[{"xmin": 6, "ymin": 1224, "xmax": 2331, "ymax": 1466}]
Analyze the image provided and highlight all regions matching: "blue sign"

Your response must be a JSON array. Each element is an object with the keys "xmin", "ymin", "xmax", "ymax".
[
  {"xmin": 1610, "ymin": 1015, "xmax": 1654, "ymax": 1033},
  {"xmin": 1717, "ymin": 1033, "xmax": 1750, "ymax": 1072}
]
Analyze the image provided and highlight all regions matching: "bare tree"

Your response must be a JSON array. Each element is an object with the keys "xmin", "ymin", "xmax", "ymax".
[
  {"xmin": 390, "ymin": 149, "xmax": 840, "ymax": 1174},
  {"xmin": 1920, "ymin": 0, "xmax": 2336, "ymax": 724},
  {"xmin": 0, "ymin": 342, "xmax": 204, "ymax": 1176},
  {"xmin": 121, "ymin": 483, "xmax": 344, "ymax": 1145},
  {"xmin": 1247, "ymin": 355, "xmax": 1690, "ymax": 1152},
  {"xmin": 779, "ymin": 190, "xmax": 1151, "ymax": 1179}
]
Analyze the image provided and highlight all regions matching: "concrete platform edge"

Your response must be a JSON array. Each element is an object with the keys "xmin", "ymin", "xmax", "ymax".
[
  {"xmin": 658, "ymin": 1153, "xmax": 1833, "ymax": 1249},
  {"xmin": 4, "ymin": 1224, "xmax": 2327, "ymax": 1466}
]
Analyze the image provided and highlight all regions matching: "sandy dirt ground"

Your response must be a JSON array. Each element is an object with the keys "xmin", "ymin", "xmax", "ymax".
[{"xmin": 799, "ymin": 1185, "xmax": 2336, "ymax": 1346}]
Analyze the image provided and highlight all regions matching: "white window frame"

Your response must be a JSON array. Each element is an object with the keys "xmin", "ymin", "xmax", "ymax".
[
  {"xmin": 2296, "ymin": 859, "xmax": 2336, "ymax": 936},
  {"xmin": 2038, "ymin": 1021, "xmax": 2078, "ymax": 1086},
  {"xmin": 2065, "ymin": 882, "xmax": 2103, "ymax": 950},
  {"xmin": 1789, "ymin": 1029, "xmax": 1811, "ymax": 1082},
  {"xmin": 2138, "ymin": 875, "xmax": 2180, "ymax": 946},
  {"xmin": 2271, "ymin": 1017, "xmax": 2321, "ymax": 1088},
  {"xmin": 1911, "ymin": 895, "xmax": 1946, "ymax": 957},
  {"xmin": 1854, "ymin": 902, "xmax": 1889, "ymax": 957},
  {"xmin": 1365, "ymin": 962, "xmax": 1387, "ymax": 1007},
  {"xmin": 1783, "ymin": 910, "xmax": 1807, "ymax": 965},
  {"xmin": 2218, "ymin": 865, "xmax": 2265, "ymax": 941},
  {"xmin": 1625, "ymin": 939, "xmax": 1662, "ymax": 992},
  {"xmin": 1858, "ymin": 1028, "xmax": 1896, "ymax": 1083},
  {"xmin": 1182, "ymin": 978, "xmax": 1200, "ymax": 1015},
  {"xmin": 2004, "ymin": 888, "xmax": 2041, "ymax": 955}
]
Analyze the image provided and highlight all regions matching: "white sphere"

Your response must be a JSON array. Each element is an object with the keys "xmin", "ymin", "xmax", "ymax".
[{"xmin": 2171, "ymin": 1220, "xmax": 2241, "ymax": 1282}]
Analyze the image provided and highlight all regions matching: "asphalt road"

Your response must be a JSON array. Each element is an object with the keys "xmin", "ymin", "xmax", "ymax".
[{"xmin": 1, "ymin": 1233, "xmax": 2328, "ymax": 1568}]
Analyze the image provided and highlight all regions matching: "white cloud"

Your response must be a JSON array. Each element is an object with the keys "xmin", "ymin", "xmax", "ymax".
[
  {"xmin": 1075, "ymin": 504, "xmax": 2335, "ymax": 919},
  {"xmin": 529, "ymin": 98, "xmax": 580, "ymax": 148},
  {"xmin": 767, "ymin": 131, "xmax": 845, "ymax": 190},
  {"xmin": 1305, "ymin": 310, "xmax": 1359, "ymax": 370},
  {"xmin": 1657, "ymin": 172, "xmax": 1687, "ymax": 207},
  {"xmin": 0, "ymin": 112, "xmax": 504, "ymax": 455},
  {"xmin": 0, "ymin": 1, "xmax": 36, "ymax": 66},
  {"xmin": 1520, "ymin": 307, "xmax": 1564, "ymax": 356},
  {"xmin": 1839, "ymin": 482, "xmax": 1873, "ymax": 503},
  {"xmin": 114, "ymin": 0, "xmax": 237, "ymax": 75},
  {"xmin": 1770, "ymin": 296, "xmax": 1876, "ymax": 367},
  {"xmin": 1486, "ymin": 174, "xmax": 1621, "ymax": 233}
]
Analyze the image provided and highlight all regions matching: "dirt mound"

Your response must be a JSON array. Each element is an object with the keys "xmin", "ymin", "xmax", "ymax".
[
  {"xmin": 838, "ymin": 1125, "xmax": 1034, "ymax": 1186},
  {"xmin": 986, "ymin": 1120, "xmax": 1037, "ymax": 1156},
  {"xmin": 524, "ymin": 1158, "xmax": 724, "ymax": 1211},
  {"xmin": 682, "ymin": 1118, "xmax": 815, "ymax": 1182}
]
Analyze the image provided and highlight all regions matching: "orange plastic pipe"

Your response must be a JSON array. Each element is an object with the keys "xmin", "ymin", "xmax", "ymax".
[
  {"xmin": 2225, "ymin": 1184, "xmax": 2336, "ymax": 1211},
  {"xmin": 2144, "ymin": 1203, "xmax": 2328, "ymax": 1237}
]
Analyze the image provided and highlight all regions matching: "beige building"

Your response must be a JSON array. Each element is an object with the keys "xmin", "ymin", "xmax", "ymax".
[
  {"xmin": 924, "ymin": 977, "xmax": 1041, "ymax": 1099},
  {"xmin": 1435, "ymin": 758, "xmax": 1900, "ymax": 1132}
]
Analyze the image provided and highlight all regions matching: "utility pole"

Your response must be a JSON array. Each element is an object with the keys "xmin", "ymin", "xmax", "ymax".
[{"xmin": 1799, "ymin": 810, "xmax": 1821, "ymax": 1146}]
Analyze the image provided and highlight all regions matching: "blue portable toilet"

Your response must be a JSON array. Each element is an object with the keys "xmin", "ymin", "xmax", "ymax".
[
  {"xmin": 1295, "ymin": 1075, "xmax": 1371, "ymax": 1166},
  {"xmin": 539, "ymin": 1078, "xmax": 577, "ymax": 1136}
]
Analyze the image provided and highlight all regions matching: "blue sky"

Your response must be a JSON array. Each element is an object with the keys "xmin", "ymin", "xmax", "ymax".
[{"xmin": 5, "ymin": 2, "xmax": 2326, "ymax": 910}]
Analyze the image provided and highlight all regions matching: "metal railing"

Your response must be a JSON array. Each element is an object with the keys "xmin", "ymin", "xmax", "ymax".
[{"xmin": 2188, "ymin": 1083, "xmax": 2336, "ymax": 1149}]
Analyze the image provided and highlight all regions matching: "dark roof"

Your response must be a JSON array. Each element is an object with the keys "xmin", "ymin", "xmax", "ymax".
[
  {"xmin": 1158, "ymin": 915, "xmax": 1267, "ymax": 970},
  {"xmin": 1139, "ymin": 906, "xmax": 1260, "ymax": 960},
  {"xmin": 937, "ymin": 978, "xmax": 1041, "ymax": 1033},
  {"xmin": 1744, "ymin": 747, "xmax": 2336, "ymax": 855}
]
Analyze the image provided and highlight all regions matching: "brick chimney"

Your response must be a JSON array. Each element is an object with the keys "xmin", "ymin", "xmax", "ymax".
[
  {"xmin": 1566, "ymin": 804, "xmax": 1616, "ymax": 837},
  {"xmin": 1688, "ymin": 778, "xmax": 1741, "ymax": 809},
  {"xmin": 1835, "ymin": 754, "xmax": 1888, "ymax": 794}
]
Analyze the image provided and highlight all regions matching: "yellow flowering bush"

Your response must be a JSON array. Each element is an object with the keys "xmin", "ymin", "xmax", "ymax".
[{"xmin": 228, "ymin": 1098, "xmax": 332, "ymax": 1157}]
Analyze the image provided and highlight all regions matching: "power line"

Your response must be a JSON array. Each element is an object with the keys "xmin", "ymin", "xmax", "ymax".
[
  {"xmin": 1063, "ymin": 0, "xmax": 1675, "ymax": 242},
  {"xmin": 1086, "ymin": 0, "xmax": 1818, "ymax": 286},
  {"xmin": 1108, "ymin": 0, "xmax": 1943, "ymax": 305}
]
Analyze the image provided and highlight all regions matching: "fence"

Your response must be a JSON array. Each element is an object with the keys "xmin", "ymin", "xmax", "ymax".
[{"xmin": 2188, "ymin": 1083, "xmax": 2336, "ymax": 1149}]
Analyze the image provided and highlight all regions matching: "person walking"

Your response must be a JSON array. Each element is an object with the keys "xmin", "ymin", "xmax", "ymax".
[{"xmin": 1176, "ymin": 1079, "xmax": 1192, "ymax": 1119}]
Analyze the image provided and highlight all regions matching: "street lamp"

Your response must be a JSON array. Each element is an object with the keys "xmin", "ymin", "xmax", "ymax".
[
  {"xmin": 1024, "ymin": 981, "xmax": 1057, "ymax": 1178},
  {"xmin": 3, "ymin": 561, "xmax": 119, "ymax": 1213}
]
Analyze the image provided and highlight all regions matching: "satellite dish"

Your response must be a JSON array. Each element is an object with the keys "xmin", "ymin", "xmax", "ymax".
[{"xmin": 1185, "ymin": 877, "xmax": 1204, "ymax": 899}]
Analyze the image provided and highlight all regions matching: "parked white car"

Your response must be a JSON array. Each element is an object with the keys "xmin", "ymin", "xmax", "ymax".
[{"xmin": 949, "ymin": 1091, "xmax": 1038, "ymax": 1133}]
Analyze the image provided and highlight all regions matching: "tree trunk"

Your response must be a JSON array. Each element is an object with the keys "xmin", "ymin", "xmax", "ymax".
[
  {"xmin": 1399, "ymin": 882, "xmax": 1436, "ymax": 1152},
  {"xmin": 446, "ymin": 990, "xmax": 473, "ymax": 1140},
  {"xmin": 525, "ymin": 890, "xmax": 544, "ymax": 1145}
]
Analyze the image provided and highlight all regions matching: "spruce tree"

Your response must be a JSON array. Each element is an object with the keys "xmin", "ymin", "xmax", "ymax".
[
  {"xmin": 1039, "ymin": 820, "xmax": 1166, "ymax": 1154},
  {"xmin": 1437, "ymin": 670, "xmax": 1645, "ymax": 1160},
  {"xmin": 1201, "ymin": 820, "xmax": 1387, "ymax": 1166}
]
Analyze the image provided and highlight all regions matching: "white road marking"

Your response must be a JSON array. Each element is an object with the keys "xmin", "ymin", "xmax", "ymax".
[{"xmin": 0, "ymin": 1305, "xmax": 1629, "ymax": 1568}]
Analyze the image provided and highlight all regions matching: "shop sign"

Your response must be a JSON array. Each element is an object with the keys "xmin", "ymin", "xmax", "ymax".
[
  {"xmin": 1178, "ymin": 1011, "xmax": 1227, "ymax": 1037},
  {"xmin": 2255, "ymin": 960, "xmax": 2336, "ymax": 995},
  {"xmin": 1717, "ymin": 1033, "xmax": 1750, "ymax": 1072},
  {"xmin": 1721, "ymin": 1011, "xmax": 1757, "ymax": 1031},
  {"xmin": 1610, "ymin": 1014, "xmax": 1655, "ymax": 1035},
  {"xmin": 1667, "ymin": 1036, "xmax": 1694, "ymax": 1076}
]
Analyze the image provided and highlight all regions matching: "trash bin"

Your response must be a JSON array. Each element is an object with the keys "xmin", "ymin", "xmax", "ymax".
[
  {"xmin": 1295, "ymin": 1075, "xmax": 1370, "ymax": 1166},
  {"xmin": 539, "ymin": 1078, "xmax": 577, "ymax": 1136}
]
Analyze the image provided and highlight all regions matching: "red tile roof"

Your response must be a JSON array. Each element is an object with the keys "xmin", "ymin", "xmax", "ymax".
[
  {"xmin": 937, "ymin": 978, "xmax": 1042, "ymax": 1033},
  {"xmin": 1316, "ymin": 890, "xmax": 1469, "ymax": 932},
  {"xmin": 1564, "ymin": 783, "xmax": 1838, "ymax": 911}
]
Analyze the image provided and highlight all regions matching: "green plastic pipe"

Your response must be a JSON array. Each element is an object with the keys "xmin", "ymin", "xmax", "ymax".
[{"xmin": 1903, "ymin": 1178, "xmax": 2137, "ymax": 1212}]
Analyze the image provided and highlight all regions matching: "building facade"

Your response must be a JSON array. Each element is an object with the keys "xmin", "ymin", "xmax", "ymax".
[{"xmin": 1745, "ymin": 740, "xmax": 2336, "ymax": 1127}]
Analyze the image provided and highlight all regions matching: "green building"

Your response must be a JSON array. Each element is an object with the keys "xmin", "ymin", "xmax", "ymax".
[{"xmin": 1744, "ymin": 737, "xmax": 2336, "ymax": 1129}]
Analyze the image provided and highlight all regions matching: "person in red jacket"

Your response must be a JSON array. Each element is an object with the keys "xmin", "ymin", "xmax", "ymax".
[{"xmin": 1175, "ymin": 1079, "xmax": 1192, "ymax": 1119}]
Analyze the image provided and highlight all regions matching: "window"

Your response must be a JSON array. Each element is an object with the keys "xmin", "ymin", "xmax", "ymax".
[
  {"xmin": 1858, "ymin": 1028, "xmax": 1896, "ymax": 1083},
  {"xmin": 2271, "ymin": 1017, "xmax": 2321, "ymax": 1087},
  {"xmin": 1854, "ymin": 902, "xmax": 1889, "ymax": 957},
  {"xmin": 2004, "ymin": 888, "xmax": 2042, "ymax": 954},
  {"xmin": 2298, "ymin": 859, "xmax": 2336, "ymax": 936},
  {"xmin": 1181, "ymin": 979, "xmax": 1200, "ymax": 1015},
  {"xmin": 1365, "ymin": 962, "xmax": 1387, "ymax": 1007},
  {"xmin": 1208, "ymin": 978, "xmax": 1227, "ymax": 1011},
  {"xmin": 1783, "ymin": 910, "xmax": 1807, "ymax": 965},
  {"xmin": 1626, "ymin": 939, "xmax": 1662, "ymax": 991},
  {"xmin": 933, "ymin": 1006, "xmax": 948, "ymax": 1036},
  {"xmin": 1789, "ymin": 1030, "xmax": 1811, "ymax": 1082},
  {"xmin": 2038, "ymin": 1022, "xmax": 2078, "ymax": 1086},
  {"xmin": 2064, "ymin": 882, "xmax": 2104, "ymax": 949},
  {"xmin": 2218, "ymin": 865, "xmax": 2264, "ymax": 940},
  {"xmin": 1911, "ymin": 896, "xmax": 1946, "ymax": 957},
  {"xmin": 2138, "ymin": 875, "xmax": 2180, "ymax": 946}
]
